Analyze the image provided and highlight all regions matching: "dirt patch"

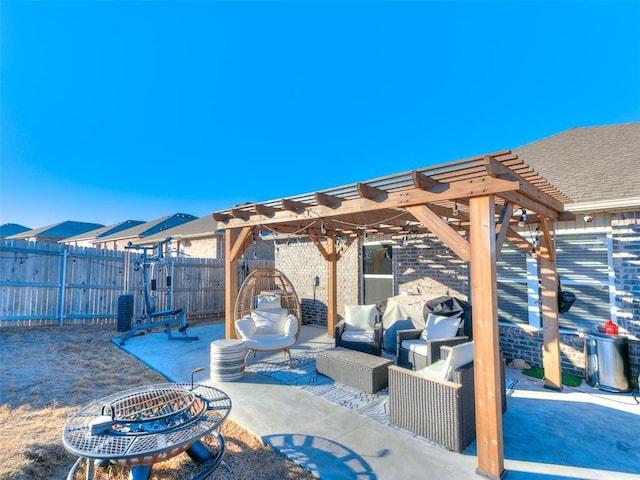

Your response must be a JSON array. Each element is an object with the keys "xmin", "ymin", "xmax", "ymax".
[{"xmin": 0, "ymin": 322, "xmax": 316, "ymax": 480}]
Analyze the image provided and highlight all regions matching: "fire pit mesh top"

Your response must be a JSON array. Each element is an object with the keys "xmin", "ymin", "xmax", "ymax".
[
  {"xmin": 62, "ymin": 383, "xmax": 231, "ymax": 461},
  {"xmin": 109, "ymin": 387, "xmax": 199, "ymax": 423}
]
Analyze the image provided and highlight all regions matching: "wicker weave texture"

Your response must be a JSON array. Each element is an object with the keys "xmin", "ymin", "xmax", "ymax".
[
  {"xmin": 316, "ymin": 347, "xmax": 393, "ymax": 394},
  {"xmin": 396, "ymin": 328, "xmax": 470, "ymax": 370},
  {"xmin": 388, "ymin": 363, "xmax": 476, "ymax": 453},
  {"xmin": 334, "ymin": 320, "xmax": 384, "ymax": 356},
  {"xmin": 234, "ymin": 268, "xmax": 302, "ymax": 340}
]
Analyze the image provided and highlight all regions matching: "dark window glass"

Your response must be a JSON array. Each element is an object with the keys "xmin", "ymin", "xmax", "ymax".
[{"xmin": 363, "ymin": 244, "xmax": 392, "ymax": 275}]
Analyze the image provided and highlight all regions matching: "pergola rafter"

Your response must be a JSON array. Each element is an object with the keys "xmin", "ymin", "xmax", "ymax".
[{"xmin": 211, "ymin": 149, "xmax": 573, "ymax": 480}]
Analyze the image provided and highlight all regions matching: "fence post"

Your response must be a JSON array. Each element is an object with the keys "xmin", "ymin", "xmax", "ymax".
[{"xmin": 59, "ymin": 247, "xmax": 68, "ymax": 326}]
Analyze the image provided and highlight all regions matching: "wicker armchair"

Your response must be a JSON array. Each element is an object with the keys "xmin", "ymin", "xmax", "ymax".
[
  {"xmin": 389, "ymin": 360, "xmax": 476, "ymax": 453},
  {"xmin": 334, "ymin": 304, "xmax": 383, "ymax": 356},
  {"xmin": 396, "ymin": 328, "xmax": 469, "ymax": 370},
  {"xmin": 389, "ymin": 347, "xmax": 507, "ymax": 453}
]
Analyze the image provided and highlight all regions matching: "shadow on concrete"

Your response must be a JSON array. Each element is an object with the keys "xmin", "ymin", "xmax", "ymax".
[
  {"xmin": 464, "ymin": 384, "xmax": 640, "ymax": 478},
  {"xmin": 264, "ymin": 433, "xmax": 382, "ymax": 480}
]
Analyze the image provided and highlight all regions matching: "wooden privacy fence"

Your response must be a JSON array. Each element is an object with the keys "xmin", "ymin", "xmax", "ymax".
[{"xmin": 0, "ymin": 239, "xmax": 272, "ymax": 327}]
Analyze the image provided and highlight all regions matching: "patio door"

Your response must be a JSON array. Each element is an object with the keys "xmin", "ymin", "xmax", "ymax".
[{"xmin": 362, "ymin": 243, "xmax": 393, "ymax": 304}]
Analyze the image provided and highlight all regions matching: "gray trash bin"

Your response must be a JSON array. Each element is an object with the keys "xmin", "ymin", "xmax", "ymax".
[{"xmin": 584, "ymin": 331, "xmax": 631, "ymax": 393}]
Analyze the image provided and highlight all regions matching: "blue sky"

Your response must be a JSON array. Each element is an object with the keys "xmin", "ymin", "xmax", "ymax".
[{"xmin": 2, "ymin": 1, "xmax": 639, "ymax": 229}]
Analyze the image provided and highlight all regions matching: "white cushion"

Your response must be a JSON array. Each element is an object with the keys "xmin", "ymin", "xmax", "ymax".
[
  {"xmin": 235, "ymin": 316, "xmax": 256, "ymax": 339},
  {"xmin": 421, "ymin": 313, "xmax": 461, "ymax": 341},
  {"xmin": 416, "ymin": 360, "xmax": 448, "ymax": 380},
  {"xmin": 284, "ymin": 315, "xmax": 299, "ymax": 337},
  {"xmin": 251, "ymin": 308, "xmax": 287, "ymax": 334},
  {"xmin": 444, "ymin": 341, "xmax": 474, "ymax": 381},
  {"xmin": 242, "ymin": 333, "xmax": 296, "ymax": 351},
  {"xmin": 344, "ymin": 304, "xmax": 377, "ymax": 331},
  {"xmin": 401, "ymin": 339, "xmax": 430, "ymax": 356},
  {"xmin": 416, "ymin": 341, "xmax": 474, "ymax": 381},
  {"xmin": 341, "ymin": 330, "xmax": 375, "ymax": 343},
  {"xmin": 255, "ymin": 295, "xmax": 281, "ymax": 310}
]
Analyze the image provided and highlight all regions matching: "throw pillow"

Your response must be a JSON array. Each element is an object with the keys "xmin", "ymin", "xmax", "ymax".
[
  {"xmin": 251, "ymin": 308, "xmax": 287, "ymax": 334},
  {"xmin": 344, "ymin": 304, "xmax": 377, "ymax": 331},
  {"xmin": 255, "ymin": 295, "xmax": 281, "ymax": 310},
  {"xmin": 444, "ymin": 341, "xmax": 474, "ymax": 381},
  {"xmin": 421, "ymin": 313, "xmax": 461, "ymax": 341},
  {"xmin": 235, "ymin": 315, "xmax": 256, "ymax": 339}
]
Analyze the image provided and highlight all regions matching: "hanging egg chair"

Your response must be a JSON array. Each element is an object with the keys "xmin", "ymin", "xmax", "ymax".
[{"xmin": 234, "ymin": 268, "xmax": 302, "ymax": 365}]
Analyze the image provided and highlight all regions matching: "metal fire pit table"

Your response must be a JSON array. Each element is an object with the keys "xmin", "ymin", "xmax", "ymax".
[{"xmin": 62, "ymin": 382, "xmax": 232, "ymax": 480}]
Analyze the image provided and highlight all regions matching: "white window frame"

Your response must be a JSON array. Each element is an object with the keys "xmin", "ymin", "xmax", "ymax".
[{"xmin": 361, "ymin": 241, "xmax": 394, "ymax": 304}]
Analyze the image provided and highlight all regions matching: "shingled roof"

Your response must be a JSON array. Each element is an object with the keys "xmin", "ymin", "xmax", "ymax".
[
  {"xmin": 0, "ymin": 223, "xmax": 31, "ymax": 238},
  {"xmin": 6, "ymin": 221, "xmax": 105, "ymax": 240},
  {"xmin": 514, "ymin": 123, "xmax": 640, "ymax": 211},
  {"xmin": 60, "ymin": 220, "xmax": 146, "ymax": 243},
  {"xmin": 132, "ymin": 215, "xmax": 220, "ymax": 246},
  {"xmin": 94, "ymin": 213, "xmax": 198, "ymax": 243}
]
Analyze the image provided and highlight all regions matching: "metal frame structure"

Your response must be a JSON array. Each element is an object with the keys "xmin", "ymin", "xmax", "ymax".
[{"xmin": 119, "ymin": 237, "xmax": 198, "ymax": 345}]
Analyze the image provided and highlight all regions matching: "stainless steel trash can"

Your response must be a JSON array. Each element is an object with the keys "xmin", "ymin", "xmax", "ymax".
[{"xmin": 584, "ymin": 331, "xmax": 631, "ymax": 393}]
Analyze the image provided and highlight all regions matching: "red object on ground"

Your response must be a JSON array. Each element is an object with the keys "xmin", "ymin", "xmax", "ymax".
[{"xmin": 604, "ymin": 320, "xmax": 618, "ymax": 335}]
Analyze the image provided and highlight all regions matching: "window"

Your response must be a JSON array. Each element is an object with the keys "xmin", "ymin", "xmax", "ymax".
[
  {"xmin": 554, "ymin": 232, "xmax": 613, "ymax": 330},
  {"xmin": 362, "ymin": 243, "xmax": 393, "ymax": 304},
  {"xmin": 497, "ymin": 230, "xmax": 614, "ymax": 331},
  {"xmin": 496, "ymin": 242, "xmax": 530, "ymax": 325}
]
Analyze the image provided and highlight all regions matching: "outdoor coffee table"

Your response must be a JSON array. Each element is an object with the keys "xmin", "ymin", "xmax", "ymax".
[
  {"xmin": 62, "ymin": 382, "xmax": 231, "ymax": 480},
  {"xmin": 316, "ymin": 347, "xmax": 393, "ymax": 394}
]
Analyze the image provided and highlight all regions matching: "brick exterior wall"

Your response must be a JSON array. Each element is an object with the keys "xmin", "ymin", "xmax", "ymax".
[
  {"xmin": 177, "ymin": 237, "xmax": 221, "ymax": 258},
  {"xmin": 612, "ymin": 212, "xmax": 640, "ymax": 389},
  {"xmin": 275, "ymin": 237, "xmax": 359, "ymax": 325},
  {"xmin": 499, "ymin": 325, "xmax": 586, "ymax": 377},
  {"xmin": 393, "ymin": 233, "xmax": 470, "ymax": 300}
]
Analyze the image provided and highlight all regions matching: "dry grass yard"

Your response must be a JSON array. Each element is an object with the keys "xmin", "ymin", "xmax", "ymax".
[{"xmin": 0, "ymin": 322, "xmax": 316, "ymax": 480}]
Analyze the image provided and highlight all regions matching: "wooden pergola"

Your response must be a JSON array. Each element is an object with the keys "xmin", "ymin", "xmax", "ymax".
[{"xmin": 211, "ymin": 150, "xmax": 573, "ymax": 479}]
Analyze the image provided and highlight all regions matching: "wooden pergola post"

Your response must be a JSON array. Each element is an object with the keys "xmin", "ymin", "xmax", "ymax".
[
  {"xmin": 469, "ymin": 195, "xmax": 505, "ymax": 480},
  {"xmin": 326, "ymin": 235, "xmax": 338, "ymax": 337},
  {"xmin": 223, "ymin": 226, "xmax": 253, "ymax": 339},
  {"xmin": 224, "ymin": 228, "xmax": 239, "ymax": 339},
  {"xmin": 539, "ymin": 216, "xmax": 562, "ymax": 390}
]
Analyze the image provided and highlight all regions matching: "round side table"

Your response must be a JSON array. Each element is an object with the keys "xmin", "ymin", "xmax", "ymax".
[{"xmin": 210, "ymin": 339, "xmax": 246, "ymax": 382}]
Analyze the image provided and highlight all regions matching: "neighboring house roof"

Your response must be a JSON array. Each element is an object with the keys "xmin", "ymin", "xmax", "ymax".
[
  {"xmin": 514, "ymin": 123, "xmax": 640, "ymax": 212},
  {"xmin": 132, "ymin": 215, "xmax": 221, "ymax": 246},
  {"xmin": 60, "ymin": 220, "xmax": 146, "ymax": 244},
  {"xmin": 0, "ymin": 223, "xmax": 31, "ymax": 238},
  {"xmin": 94, "ymin": 213, "xmax": 198, "ymax": 244},
  {"xmin": 6, "ymin": 220, "xmax": 105, "ymax": 240}
]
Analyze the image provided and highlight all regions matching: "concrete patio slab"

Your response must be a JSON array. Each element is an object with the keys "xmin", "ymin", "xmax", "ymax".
[{"xmin": 116, "ymin": 322, "xmax": 640, "ymax": 480}]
